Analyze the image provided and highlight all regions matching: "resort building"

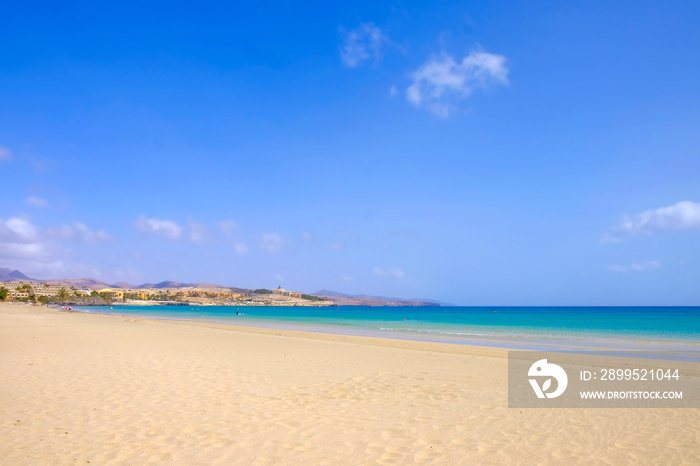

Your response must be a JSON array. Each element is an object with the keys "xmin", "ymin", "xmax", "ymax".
[
  {"xmin": 97, "ymin": 288, "xmax": 124, "ymax": 299},
  {"xmin": 0, "ymin": 283, "xmax": 139, "ymax": 302},
  {"xmin": 0, "ymin": 282, "xmax": 73, "ymax": 299},
  {"xmin": 272, "ymin": 286, "xmax": 302, "ymax": 299}
]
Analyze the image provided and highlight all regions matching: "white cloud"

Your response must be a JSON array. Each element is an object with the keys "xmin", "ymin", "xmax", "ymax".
[
  {"xmin": 603, "ymin": 201, "xmax": 700, "ymax": 243},
  {"xmin": 0, "ymin": 217, "xmax": 40, "ymax": 243},
  {"xmin": 406, "ymin": 50, "xmax": 509, "ymax": 117},
  {"xmin": 340, "ymin": 273, "xmax": 354, "ymax": 282},
  {"xmin": 27, "ymin": 261, "xmax": 101, "ymax": 280},
  {"xmin": 329, "ymin": 241, "xmax": 344, "ymax": 250},
  {"xmin": 609, "ymin": 261, "xmax": 661, "ymax": 273},
  {"xmin": 389, "ymin": 85, "xmax": 397, "ymax": 98},
  {"xmin": 234, "ymin": 241, "xmax": 248, "ymax": 254},
  {"xmin": 0, "ymin": 217, "xmax": 110, "ymax": 277},
  {"xmin": 25, "ymin": 196, "xmax": 48, "ymax": 208},
  {"xmin": 188, "ymin": 219, "xmax": 207, "ymax": 244},
  {"xmin": 0, "ymin": 217, "xmax": 63, "ymax": 264},
  {"xmin": 0, "ymin": 146, "xmax": 11, "ymax": 162},
  {"xmin": 74, "ymin": 222, "xmax": 110, "ymax": 244},
  {"xmin": 301, "ymin": 232, "xmax": 312, "ymax": 240},
  {"xmin": 0, "ymin": 242, "xmax": 58, "ymax": 263},
  {"xmin": 259, "ymin": 233, "xmax": 285, "ymax": 253},
  {"xmin": 134, "ymin": 215, "xmax": 182, "ymax": 240},
  {"xmin": 218, "ymin": 220, "xmax": 240, "ymax": 235},
  {"xmin": 340, "ymin": 22, "xmax": 385, "ymax": 68},
  {"xmin": 373, "ymin": 266, "xmax": 405, "ymax": 279},
  {"xmin": 45, "ymin": 222, "xmax": 110, "ymax": 244},
  {"xmin": 46, "ymin": 225, "xmax": 75, "ymax": 239}
]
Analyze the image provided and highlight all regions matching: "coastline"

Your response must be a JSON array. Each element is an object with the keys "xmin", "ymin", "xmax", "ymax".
[
  {"xmin": 76, "ymin": 304, "xmax": 700, "ymax": 356},
  {"xmin": 2, "ymin": 303, "xmax": 699, "ymax": 464}
]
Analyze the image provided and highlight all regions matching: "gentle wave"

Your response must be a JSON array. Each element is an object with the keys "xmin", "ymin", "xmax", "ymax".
[
  {"xmin": 74, "ymin": 305, "xmax": 700, "ymax": 352},
  {"xmin": 379, "ymin": 327, "xmax": 503, "ymax": 337},
  {"xmin": 377, "ymin": 327, "xmax": 595, "ymax": 340}
]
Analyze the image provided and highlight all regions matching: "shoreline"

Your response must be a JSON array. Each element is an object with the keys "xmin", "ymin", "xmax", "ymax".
[
  {"xmin": 2, "ymin": 302, "xmax": 699, "ymax": 464},
  {"xmin": 67, "ymin": 304, "xmax": 511, "ymax": 357},
  {"xmin": 74, "ymin": 304, "xmax": 700, "ymax": 357}
]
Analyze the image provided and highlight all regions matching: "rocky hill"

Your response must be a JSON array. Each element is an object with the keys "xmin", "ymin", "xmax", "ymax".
[
  {"xmin": 0, "ymin": 268, "xmax": 33, "ymax": 281},
  {"xmin": 312, "ymin": 289, "xmax": 440, "ymax": 307},
  {"xmin": 1, "ymin": 267, "xmax": 443, "ymax": 306}
]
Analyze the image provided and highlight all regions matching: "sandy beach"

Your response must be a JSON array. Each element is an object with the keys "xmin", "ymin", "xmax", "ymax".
[{"xmin": 1, "ymin": 303, "xmax": 698, "ymax": 465}]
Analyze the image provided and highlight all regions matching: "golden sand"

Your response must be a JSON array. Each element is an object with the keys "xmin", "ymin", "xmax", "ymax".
[{"xmin": 1, "ymin": 303, "xmax": 698, "ymax": 464}]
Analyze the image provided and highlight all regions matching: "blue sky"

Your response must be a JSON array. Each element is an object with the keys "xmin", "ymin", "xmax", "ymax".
[{"xmin": 1, "ymin": 1, "xmax": 699, "ymax": 305}]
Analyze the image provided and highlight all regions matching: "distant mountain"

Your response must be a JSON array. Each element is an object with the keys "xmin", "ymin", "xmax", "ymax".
[
  {"xmin": 8, "ymin": 269, "xmax": 32, "ymax": 280},
  {"xmin": 112, "ymin": 281, "xmax": 137, "ymax": 289},
  {"xmin": 314, "ymin": 289, "xmax": 409, "ymax": 301},
  {"xmin": 314, "ymin": 289, "xmax": 355, "ymax": 298},
  {"xmin": 0, "ymin": 269, "xmax": 239, "ymax": 291},
  {"xmin": 1, "ymin": 267, "xmax": 442, "ymax": 305},
  {"xmin": 312, "ymin": 289, "xmax": 441, "ymax": 307},
  {"xmin": 0, "ymin": 268, "xmax": 34, "ymax": 281},
  {"xmin": 43, "ymin": 277, "xmax": 113, "ymax": 290},
  {"xmin": 137, "ymin": 281, "xmax": 230, "ymax": 289},
  {"xmin": 409, "ymin": 298, "xmax": 454, "ymax": 306}
]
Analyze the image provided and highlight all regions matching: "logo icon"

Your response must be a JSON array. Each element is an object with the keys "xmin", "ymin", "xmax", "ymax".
[{"xmin": 528, "ymin": 359, "xmax": 568, "ymax": 399}]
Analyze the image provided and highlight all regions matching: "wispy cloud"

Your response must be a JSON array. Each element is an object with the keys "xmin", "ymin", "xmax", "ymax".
[
  {"xmin": 218, "ymin": 220, "xmax": 240, "ymax": 235},
  {"xmin": 233, "ymin": 241, "xmax": 248, "ymax": 254},
  {"xmin": 46, "ymin": 222, "xmax": 110, "ymax": 244},
  {"xmin": 30, "ymin": 159, "xmax": 49, "ymax": 171},
  {"xmin": 609, "ymin": 261, "xmax": 661, "ymax": 273},
  {"xmin": 602, "ymin": 201, "xmax": 700, "ymax": 243},
  {"xmin": 25, "ymin": 196, "xmax": 48, "ymax": 208},
  {"xmin": 406, "ymin": 50, "xmax": 509, "ymax": 117},
  {"xmin": 339, "ymin": 22, "xmax": 386, "ymax": 68},
  {"xmin": 0, "ymin": 146, "xmax": 12, "ymax": 162},
  {"xmin": 134, "ymin": 215, "xmax": 182, "ymax": 240},
  {"xmin": 260, "ymin": 233, "xmax": 286, "ymax": 253},
  {"xmin": 46, "ymin": 225, "xmax": 75, "ymax": 239},
  {"xmin": 373, "ymin": 266, "xmax": 405, "ymax": 279},
  {"xmin": 74, "ymin": 222, "xmax": 110, "ymax": 244},
  {"xmin": 188, "ymin": 218, "xmax": 207, "ymax": 244}
]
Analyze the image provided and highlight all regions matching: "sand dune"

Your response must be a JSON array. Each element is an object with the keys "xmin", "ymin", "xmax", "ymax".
[{"xmin": 1, "ymin": 303, "xmax": 698, "ymax": 464}]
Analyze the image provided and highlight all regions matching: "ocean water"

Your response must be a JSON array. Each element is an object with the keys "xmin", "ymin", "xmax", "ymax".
[{"xmin": 76, "ymin": 305, "xmax": 700, "ymax": 353}]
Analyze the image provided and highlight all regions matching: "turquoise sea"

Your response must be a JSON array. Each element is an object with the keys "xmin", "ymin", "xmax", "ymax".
[{"xmin": 76, "ymin": 305, "xmax": 700, "ymax": 354}]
